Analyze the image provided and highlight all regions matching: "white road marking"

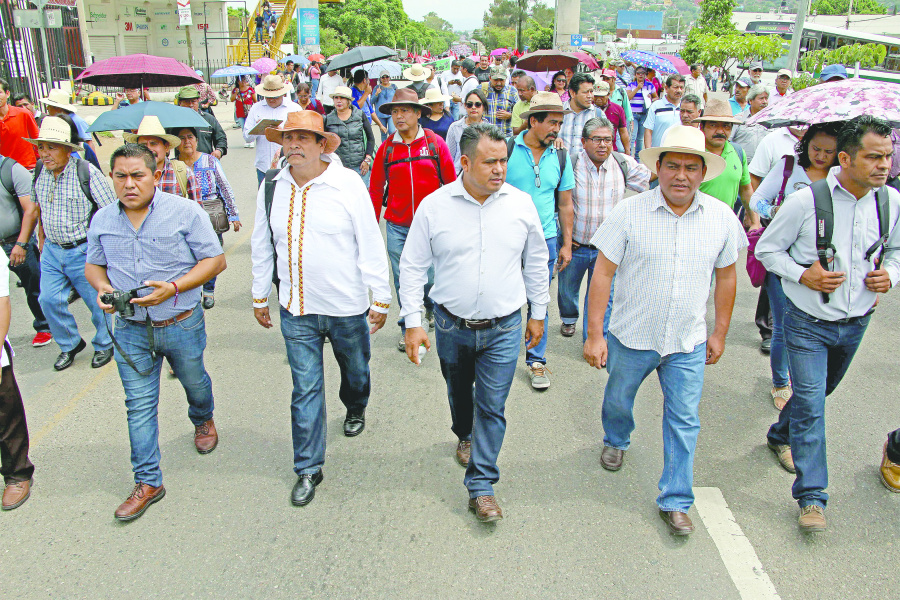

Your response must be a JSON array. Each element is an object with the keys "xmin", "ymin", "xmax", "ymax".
[{"xmin": 694, "ymin": 487, "xmax": 781, "ymax": 600}]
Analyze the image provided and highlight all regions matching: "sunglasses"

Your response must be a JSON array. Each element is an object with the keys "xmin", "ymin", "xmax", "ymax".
[{"xmin": 465, "ymin": 101, "xmax": 483, "ymax": 108}]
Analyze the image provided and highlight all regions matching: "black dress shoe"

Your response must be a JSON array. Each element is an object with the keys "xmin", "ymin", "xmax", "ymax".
[
  {"xmin": 291, "ymin": 470, "xmax": 323, "ymax": 506},
  {"xmin": 760, "ymin": 337, "xmax": 772, "ymax": 354},
  {"xmin": 343, "ymin": 410, "xmax": 366, "ymax": 437},
  {"xmin": 92, "ymin": 348, "xmax": 114, "ymax": 368},
  {"xmin": 54, "ymin": 339, "xmax": 86, "ymax": 371}
]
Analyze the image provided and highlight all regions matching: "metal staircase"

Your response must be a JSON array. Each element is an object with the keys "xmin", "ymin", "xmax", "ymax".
[{"xmin": 228, "ymin": 0, "xmax": 294, "ymax": 65}]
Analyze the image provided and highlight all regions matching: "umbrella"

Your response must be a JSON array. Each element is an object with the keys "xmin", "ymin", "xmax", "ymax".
[
  {"xmin": 211, "ymin": 65, "xmax": 259, "ymax": 79},
  {"xmin": 658, "ymin": 53, "xmax": 690, "ymax": 75},
  {"xmin": 86, "ymin": 101, "xmax": 209, "ymax": 133},
  {"xmin": 327, "ymin": 46, "xmax": 397, "ymax": 72},
  {"xmin": 363, "ymin": 59, "xmax": 402, "ymax": 79},
  {"xmin": 76, "ymin": 54, "xmax": 202, "ymax": 89},
  {"xmin": 251, "ymin": 57, "xmax": 278, "ymax": 75},
  {"xmin": 619, "ymin": 50, "xmax": 680, "ymax": 75},
  {"xmin": 516, "ymin": 50, "xmax": 579, "ymax": 73},
  {"xmin": 282, "ymin": 54, "xmax": 310, "ymax": 66},
  {"xmin": 490, "ymin": 48, "xmax": 508, "ymax": 57},
  {"xmin": 744, "ymin": 78, "xmax": 900, "ymax": 129},
  {"xmin": 308, "ymin": 53, "xmax": 325, "ymax": 63},
  {"xmin": 572, "ymin": 51, "xmax": 600, "ymax": 70}
]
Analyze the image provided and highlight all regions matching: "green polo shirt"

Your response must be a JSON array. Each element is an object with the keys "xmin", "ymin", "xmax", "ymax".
[
  {"xmin": 510, "ymin": 99, "xmax": 530, "ymax": 129},
  {"xmin": 699, "ymin": 142, "xmax": 750, "ymax": 208}
]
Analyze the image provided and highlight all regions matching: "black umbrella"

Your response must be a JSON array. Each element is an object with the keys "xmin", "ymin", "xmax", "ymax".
[{"xmin": 326, "ymin": 46, "xmax": 397, "ymax": 72}]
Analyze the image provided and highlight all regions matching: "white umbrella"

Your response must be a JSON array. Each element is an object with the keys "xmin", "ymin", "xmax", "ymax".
[{"xmin": 362, "ymin": 60, "xmax": 402, "ymax": 79}]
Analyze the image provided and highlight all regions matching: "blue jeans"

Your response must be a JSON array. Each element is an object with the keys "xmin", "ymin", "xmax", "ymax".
[
  {"xmin": 767, "ymin": 299, "xmax": 869, "ymax": 509},
  {"xmin": 2, "ymin": 238, "xmax": 48, "ymax": 332},
  {"xmin": 257, "ymin": 169, "xmax": 266, "ymax": 186},
  {"xmin": 254, "ymin": 27, "xmax": 263, "ymax": 43},
  {"xmin": 310, "ymin": 79, "xmax": 319, "ymax": 98},
  {"xmin": 385, "ymin": 221, "xmax": 433, "ymax": 332},
  {"xmin": 433, "ymin": 304, "xmax": 521, "ymax": 497},
  {"xmin": 235, "ymin": 116, "xmax": 245, "ymax": 129},
  {"xmin": 557, "ymin": 244, "xmax": 613, "ymax": 341},
  {"xmin": 602, "ymin": 333, "xmax": 707, "ymax": 512},
  {"xmin": 280, "ymin": 308, "xmax": 371, "ymax": 475},
  {"xmin": 114, "ymin": 307, "xmax": 213, "ymax": 487},
  {"xmin": 631, "ymin": 110, "xmax": 648, "ymax": 155},
  {"xmin": 202, "ymin": 233, "xmax": 224, "ymax": 294},
  {"xmin": 38, "ymin": 241, "xmax": 111, "ymax": 352},
  {"xmin": 525, "ymin": 236, "xmax": 557, "ymax": 365},
  {"xmin": 449, "ymin": 102, "xmax": 460, "ymax": 121},
  {"xmin": 766, "ymin": 272, "xmax": 790, "ymax": 387}
]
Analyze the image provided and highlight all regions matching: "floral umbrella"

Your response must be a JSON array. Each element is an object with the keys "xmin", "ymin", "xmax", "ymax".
[
  {"xmin": 251, "ymin": 57, "xmax": 277, "ymax": 75},
  {"xmin": 619, "ymin": 50, "xmax": 680, "ymax": 75}
]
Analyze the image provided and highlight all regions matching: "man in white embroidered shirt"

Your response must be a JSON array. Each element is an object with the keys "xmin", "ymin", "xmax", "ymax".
[
  {"xmin": 400, "ymin": 123, "xmax": 550, "ymax": 524},
  {"xmin": 250, "ymin": 112, "xmax": 392, "ymax": 508},
  {"xmin": 583, "ymin": 125, "xmax": 747, "ymax": 536}
]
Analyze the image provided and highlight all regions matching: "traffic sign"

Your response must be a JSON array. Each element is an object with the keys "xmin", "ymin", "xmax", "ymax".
[
  {"xmin": 13, "ymin": 9, "xmax": 63, "ymax": 29},
  {"xmin": 570, "ymin": 34, "xmax": 582, "ymax": 47}
]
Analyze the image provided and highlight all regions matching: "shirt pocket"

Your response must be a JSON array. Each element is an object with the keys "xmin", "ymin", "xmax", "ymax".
[{"xmin": 308, "ymin": 210, "xmax": 351, "ymax": 236}]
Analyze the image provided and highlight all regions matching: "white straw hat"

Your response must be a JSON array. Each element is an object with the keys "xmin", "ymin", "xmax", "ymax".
[
  {"xmin": 420, "ymin": 87, "xmax": 450, "ymax": 106},
  {"xmin": 40, "ymin": 89, "xmax": 78, "ymax": 113},
  {"xmin": 255, "ymin": 74, "xmax": 293, "ymax": 98},
  {"xmin": 24, "ymin": 116, "xmax": 82, "ymax": 150},
  {"xmin": 123, "ymin": 115, "xmax": 182, "ymax": 147},
  {"xmin": 402, "ymin": 63, "xmax": 432, "ymax": 81},
  {"xmin": 638, "ymin": 125, "xmax": 727, "ymax": 182}
]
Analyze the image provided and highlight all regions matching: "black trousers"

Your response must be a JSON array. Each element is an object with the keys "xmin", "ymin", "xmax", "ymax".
[
  {"xmin": 0, "ymin": 344, "xmax": 32, "ymax": 484},
  {"xmin": 756, "ymin": 276, "xmax": 773, "ymax": 340},
  {"xmin": 888, "ymin": 428, "xmax": 900, "ymax": 464}
]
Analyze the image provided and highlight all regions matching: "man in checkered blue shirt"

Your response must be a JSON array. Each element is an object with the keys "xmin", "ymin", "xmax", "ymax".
[{"xmin": 484, "ymin": 66, "xmax": 519, "ymax": 137}]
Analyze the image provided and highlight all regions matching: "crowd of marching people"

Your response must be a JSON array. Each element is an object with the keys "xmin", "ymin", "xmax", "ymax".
[{"xmin": 0, "ymin": 51, "xmax": 898, "ymax": 538}]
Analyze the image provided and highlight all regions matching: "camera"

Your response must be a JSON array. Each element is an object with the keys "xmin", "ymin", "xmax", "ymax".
[{"xmin": 101, "ymin": 285, "xmax": 151, "ymax": 318}]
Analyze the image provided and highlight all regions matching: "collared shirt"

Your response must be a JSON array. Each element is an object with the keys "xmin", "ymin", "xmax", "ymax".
[
  {"xmin": 510, "ymin": 99, "xmax": 530, "ymax": 129},
  {"xmin": 242, "ymin": 98, "xmax": 302, "ymax": 173},
  {"xmin": 768, "ymin": 87, "xmax": 791, "ymax": 105},
  {"xmin": 609, "ymin": 86, "xmax": 633, "ymax": 123},
  {"xmin": 756, "ymin": 167, "xmax": 900, "ymax": 321},
  {"xmin": 571, "ymin": 149, "xmax": 650, "ymax": 245},
  {"xmin": 505, "ymin": 131, "xmax": 575, "ymax": 239},
  {"xmin": 591, "ymin": 187, "xmax": 747, "ymax": 355},
  {"xmin": 684, "ymin": 75, "xmax": 709, "ymax": 107},
  {"xmin": 441, "ymin": 69, "xmax": 463, "ymax": 98},
  {"xmin": 485, "ymin": 84, "xmax": 519, "ymax": 137},
  {"xmin": 748, "ymin": 127, "xmax": 800, "ymax": 178},
  {"xmin": 729, "ymin": 117, "xmax": 768, "ymax": 164},
  {"xmin": 86, "ymin": 189, "xmax": 224, "ymax": 321},
  {"xmin": 33, "ymin": 156, "xmax": 116, "ymax": 245},
  {"xmin": 643, "ymin": 97, "xmax": 681, "ymax": 148},
  {"xmin": 0, "ymin": 105, "xmax": 39, "ymax": 169},
  {"xmin": 187, "ymin": 153, "xmax": 240, "ymax": 221},
  {"xmin": 447, "ymin": 117, "xmax": 487, "ymax": 171},
  {"xmin": 699, "ymin": 141, "xmax": 750, "ymax": 209},
  {"xmin": 250, "ymin": 156, "xmax": 392, "ymax": 317},
  {"xmin": 560, "ymin": 103, "xmax": 598, "ymax": 162},
  {"xmin": 158, "ymin": 157, "xmax": 201, "ymax": 205},
  {"xmin": 398, "ymin": 178, "xmax": 550, "ymax": 328},
  {"xmin": 728, "ymin": 98, "xmax": 748, "ymax": 116},
  {"xmin": 316, "ymin": 73, "xmax": 344, "ymax": 106}
]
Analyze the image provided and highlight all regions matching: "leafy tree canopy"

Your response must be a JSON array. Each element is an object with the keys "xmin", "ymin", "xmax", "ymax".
[{"xmin": 811, "ymin": 0, "xmax": 887, "ymax": 14}]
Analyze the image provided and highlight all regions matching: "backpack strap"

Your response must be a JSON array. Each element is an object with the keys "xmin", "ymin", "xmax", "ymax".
[
  {"xmin": 170, "ymin": 159, "xmax": 189, "ymax": 199},
  {"xmin": 506, "ymin": 137, "xmax": 515, "ymax": 159},
  {"xmin": 731, "ymin": 141, "xmax": 745, "ymax": 167},
  {"xmin": 775, "ymin": 154, "xmax": 795, "ymax": 207},
  {"xmin": 610, "ymin": 151, "xmax": 629, "ymax": 183},
  {"xmin": 865, "ymin": 186, "xmax": 892, "ymax": 264},
  {"xmin": 810, "ymin": 178, "xmax": 836, "ymax": 304},
  {"xmin": 0, "ymin": 157, "xmax": 15, "ymax": 201},
  {"xmin": 263, "ymin": 168, "xmax": 281, "ymax": 286},
  {"xmin": 75, "ymin": 158, "xmax": 99, "ymax": 222},
  {"xmin": 382, "ymin": 131, "xmax": 444, "ymax": 206}
]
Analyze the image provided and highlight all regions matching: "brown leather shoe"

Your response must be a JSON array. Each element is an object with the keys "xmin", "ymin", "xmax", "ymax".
[
  {"xmin": 600, "ymin": 446, "xmax": 624, "ymax": 471},
  {"xmin": 798, "ymin": 505, "xmax": 826, "ymax": 532},
  {"xmin": 456, "ymin": 440, "xmax": 471, "ymax": 467},
  {"xmin": 194, "ymin": 418, "xmax": 218, "ymax": 454},
  {"xmin": 659, "ymin": 509, "xmax": 694, "ymax": 535},
  {"xmin": 468, "ymin": 495, "xmax": 503, "ymax": 522},
  {"xmin": 2, "ymin": 479, "xmax": 32, "ymax": 510},
  {"xmin": 880, "ymin": 442, "xmax": 900, "ymax": 493},
  {"xmin": 767, "ymin": 441, "xmax": 796, "ymax": 474},
  {"xmin": 114, "ymin": 483, "xmax": 165, "ymax": 522},
  {"xmin": 560, "ymin": 323, "xmax": 576, "ymax": 337}
]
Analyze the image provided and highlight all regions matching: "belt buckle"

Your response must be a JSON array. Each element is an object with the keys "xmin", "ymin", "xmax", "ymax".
[{"xmin": 463, "ymin": 318, "xmax": 491, "ymax": 330}]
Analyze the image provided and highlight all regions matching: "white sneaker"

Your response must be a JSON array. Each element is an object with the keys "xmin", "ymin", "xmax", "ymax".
[
  {"xmin": 528, "ymin": 363, "xmax": 551, "ymax": 390},
  {"xmin": 244, "ymin": 142, "xmax": 253, "ymax": 148}
]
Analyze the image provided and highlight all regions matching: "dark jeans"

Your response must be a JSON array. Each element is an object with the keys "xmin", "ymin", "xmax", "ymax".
[
  {"xmin": 525, "ymin": 236, "xmax": 557, "ymax": 365},
  {"xmin": 756, "ymin": 284, "xmax": 773, "ymax": 340},
  {"xmin": 888, "ymin": 428, "xmax": 900, "ymax": 464},
  {"xmin": 385, "ymin": 221, "xmax": 433, "ymax": 332},
  {"xmin": 433, "ymin": 304, "xmax": 521, "ymax": 498},
  {"xmin": 202, "ymin": 233, "xmax": 225, "ymax": 293},
  {"xmin": 767, "ymin": 299, "xmax": 869, "ymax": 509},
  {"xmin": 1, "ymin": 238, "xmax": 48, "ymax": 333},
  {"xmin": 0, "ymin": 345, "xmax": 33, "ymax": 485},
  {"xmin": 280, "ymin": 308, "xmax": 371, "ymax": 475}
]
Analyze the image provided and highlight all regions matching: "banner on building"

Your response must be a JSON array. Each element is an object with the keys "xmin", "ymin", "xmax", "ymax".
[{"xmin": 299, "ymin": 8, "xmax": 319, "ymax": 46}]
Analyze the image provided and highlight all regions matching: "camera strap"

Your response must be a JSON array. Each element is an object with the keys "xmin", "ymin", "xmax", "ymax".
[{"xmin": 105, "ymin": 315, "xmax": 158, "ymax": 377}]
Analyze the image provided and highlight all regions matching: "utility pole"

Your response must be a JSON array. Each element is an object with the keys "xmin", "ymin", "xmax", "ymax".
[
  {"xmin": 186, "ymin": 26, "xmax": 195, "ymax": 68},
  {"xmin": 846, "ymin": 0, "xmax": 854, "ymax": 28},
  {"xmin": 786, "ymin": 0, "xmax": 811, "ymax": 73}
]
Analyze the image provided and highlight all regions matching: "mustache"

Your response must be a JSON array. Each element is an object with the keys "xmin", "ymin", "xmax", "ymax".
[
  {"xmin": 286, "ymin": 150, "xmax": 306, "ymax": 158},
  {"xmin": 713, "ymin": 134, "xmax": 727, "ymax": 139}
]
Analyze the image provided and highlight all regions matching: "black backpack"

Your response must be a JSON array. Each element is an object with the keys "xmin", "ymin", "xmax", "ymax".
[
  {"xmin": 809, "ymin": 178, "xmax": 892, "ymax": 304},
  {"xmin": 263, "ymin": 168, "xmax": 281, "ymax": 287},
  {"xmin": 33, "ymin": 157, "xmax": 98, "ymax": 222},
  {"xmin": 381, "ymin": 129, "xmax": 445, "ymax": 207}
]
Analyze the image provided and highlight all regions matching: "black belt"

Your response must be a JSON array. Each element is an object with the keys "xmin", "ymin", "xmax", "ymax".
[
  {"xmin": 834, "ymin": 310, "xmax": 874, "ymax": 324},
  {"xmin": 572, "ymin": 241, "xmax": 598, "ymax": 251},
  {"xmin": 437, "ymin": 304, "xmax": 514, "ymax": 331},
  {"xmin": 57, "ymin": 238, "xmax": 87, "ymax": 249}
]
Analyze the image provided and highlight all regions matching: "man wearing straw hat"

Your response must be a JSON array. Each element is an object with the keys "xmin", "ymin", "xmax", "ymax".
[
  {"xmin": 28, "ymin": 115, "xmax": 117, "ymax": 371},
  {"xmin": 403, "ymin": 63, "xmax": 435, "ymax": 99},
  {"xmin": 250, "ymin": 111, "xmax": 391, "ymax": 507},
  {"xmin": 39, "ymin": 89, "xmax": 100, "ymax": 169},
  {"xmin": 243, "ymin": 74, "xmax": 300, "ymax": 185},
  {"xmin": 583, "ymin": 125, "xmax": 747, "ymax": 536},
  {"xmin": 124, "ymin": 116, "xmax": 200, "ymax": 204}
]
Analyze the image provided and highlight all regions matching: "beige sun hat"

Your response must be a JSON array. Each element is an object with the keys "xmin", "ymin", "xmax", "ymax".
[
  {"xmin": 329, "ymin": 85, "xmax": 354, "ymax": 100},
  {"xmin": 255, "ymin": 74, "xmax": 293, "ymax": 98},
  {"xmin": 420, "ymin": 87, "xmax": 450, "ymax": 106},
  {"xmin": 691, "ymin": 98, "xmax": 744, "ymax": 125},
  {"xmin": 402, "ymin": 63, "xmax": 432, "ymax": 82},
  {"xmin": 24, "ymin": 116, "xmax": 82, "ymax": 150},
  {"xmin": 39, "ymin": 89, "xmax": 78, "ymax": 113},
  {"xmin": 264, "ymin": 110, "xmax": 341, "ymax": 153},
  {"xmin": 638, "ymin": 125, "xmax": 727, "ymax": 182},
  {"xmin": 123, "ymin": 115, "xmax": 182, "ymax": 147},
  {"xmin": 519, "ymin": 91, "xmax": 566, "ymax": 121}
]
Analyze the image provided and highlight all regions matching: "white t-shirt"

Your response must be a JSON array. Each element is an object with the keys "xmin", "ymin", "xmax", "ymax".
[{"xmin": 748, "ymin": 128, "xmax": 801, "ymax": 178}]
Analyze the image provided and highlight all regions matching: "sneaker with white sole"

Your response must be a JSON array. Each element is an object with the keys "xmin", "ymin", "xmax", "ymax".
[
  {"xmin": 528, "ymin": 363, "xmax": 550, "ymax": 389},
  {"xmin": 32, "ymin": 331, "xmax": 53, "ymax": 347}
]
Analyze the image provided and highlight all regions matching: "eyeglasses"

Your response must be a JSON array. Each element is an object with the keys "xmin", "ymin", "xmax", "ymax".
[
  {"xmin": 465, "ymin": 101, "xmax": 482, "ymax": 108},
  {"xmin": 533, "ymin": 164, "xmax": 541, "ymax": 188},
  {"xmin": 586, "ymin": 136, "xmax": 614, "ymax": 145}
]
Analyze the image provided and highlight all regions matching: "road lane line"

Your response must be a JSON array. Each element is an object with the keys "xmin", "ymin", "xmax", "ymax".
[
  {"xmin": 30, "ymin": 228, "xmax": 254, "ymax": 447},
  {"xmin": 694, "ymin": 487, "xmax": 781, "ymax": 600}
]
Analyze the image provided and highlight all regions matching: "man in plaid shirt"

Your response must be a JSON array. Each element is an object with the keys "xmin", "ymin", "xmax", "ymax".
[
  {"xmin": 124, "ymin": 116, "xmax": 200, "ymax": 203},
  {"xmin": 484, "ymin": 66, "xmax": 519, "ymax": 137}
]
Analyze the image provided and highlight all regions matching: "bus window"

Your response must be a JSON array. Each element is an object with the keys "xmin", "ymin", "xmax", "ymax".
[{"xmin": 885, "ymin": 55, "xmax": 900, "ymax": 72}]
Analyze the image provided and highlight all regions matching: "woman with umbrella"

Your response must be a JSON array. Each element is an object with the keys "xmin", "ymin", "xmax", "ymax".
[
  {"xmin": 325, "ymin": 86, "xmax": 375, "ymax": 183},
  {"xmin": 446, "ymin": 88, "xmax": 487, "ymax": 171},
  {"xmin": 170, "ymin": 126, "xmax": 241, "ymax": 310},
  {"xmin": 626, "ymin": 67, "xmax": 658, "ymax": 155},
  {"xmin": 230, "ymin": 76, "xmax": 256, "ymax": 140},
  {"xmin": 548, "ymin": 71, "xmax": 570, "ymax": 103}
]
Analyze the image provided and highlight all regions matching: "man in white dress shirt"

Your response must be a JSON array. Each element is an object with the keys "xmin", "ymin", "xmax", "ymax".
[
  {"xmin": 400, "ymin": 123, "xmax": 550, "ymax": 523},
  {"xmin": 583, "ymin": 125, "xmax": 747, "ymax": 536},
  {"xmin": 756, "ymin": 115, "xmax": 900, "ymax": 532},
  {"xmin": 250, "ymin": 111, "xmax": 392, "ymax": 508},
  {"xmin": 243, "ymin": 74, "xmax": 300, "ymax": 186}
]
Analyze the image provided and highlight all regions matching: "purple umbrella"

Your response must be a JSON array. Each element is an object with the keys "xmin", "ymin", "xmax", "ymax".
[
  {"xmin": 251, "ymin": 57, "xmax": 278, "ymax": 75},
  {"xmin": 745, "ymin": 78, "xmax": 900, "ymax": 128},
  {"xmin": 76, "ymin": 54, "xmax": 202, "ymax": 89},
  {"xmin": 490, "ymin": 48, "xmax": 508, "ymax": 57}
]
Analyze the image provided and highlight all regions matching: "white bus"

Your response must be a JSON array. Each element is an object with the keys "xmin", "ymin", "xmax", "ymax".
[{"xmin": 745, "ymin": 20, "xmax": 900, "ymax": 82}]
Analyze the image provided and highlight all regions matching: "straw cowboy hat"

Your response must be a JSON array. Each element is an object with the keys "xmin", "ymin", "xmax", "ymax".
[
  {"xmin": 264, "ymin": 110, "xmax": 341, "ymax": 154},
  {"xmin": 39, "ymin": 89, "xmax": 78, "ymax": 113},
  {"xmin": 255, "ymin": 74, "xmax": 293, "ymax": 98},
  {"xmin": 24, "ymin": 116, "xmax": 82, "ymax": 150},
  {"xmin": 123, "ymin": 115, "xmax": 182, "ymax": 147},
  {"xmin": 402, "ymin": 63, "xmax": 432, "ymax": 82},
  {"xmin": 691, "ymin": 98, "xmax": 743, "ymax": 125},
  {"xmin": 329, "ymin": 85, "xmax": 354, "ymax": 101},
  {"xmin": 639, "ymin": 125, "xmax": 727, "ymax": 182},
  {"xmin": 420, "ymin": 87, "xmax": 450, "ymax": 106},
  {"xmin": 520, "ymin": 91, "xmax": 566, "ymax": 121},
  {"xmin": 378, "ymin": 87, "xmax": 431, "ymax": 117}
]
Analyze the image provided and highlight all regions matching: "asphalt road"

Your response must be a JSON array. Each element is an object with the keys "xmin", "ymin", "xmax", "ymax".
[{"xmin": 1, "ymin": 103, "xmax": 898, "ymax": 599}]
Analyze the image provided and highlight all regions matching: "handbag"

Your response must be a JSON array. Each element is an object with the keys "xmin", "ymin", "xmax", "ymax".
[
  {"xmin": 201, "ymin": 197, "xmax": 229, "ymax": 234},
  {"xmin": 745, "ymin": 155, "xmax": 795, "ymax": 287}
]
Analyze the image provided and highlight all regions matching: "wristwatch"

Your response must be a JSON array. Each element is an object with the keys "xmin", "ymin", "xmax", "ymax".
[{"xmin": 14, "ymin": 242, "xmax": 27, "ymax": 250}]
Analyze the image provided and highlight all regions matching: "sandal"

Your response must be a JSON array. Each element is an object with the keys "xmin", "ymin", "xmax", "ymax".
[{"xmin": 772, "ymin": 387, "xmax": 792, "ymax": 411}]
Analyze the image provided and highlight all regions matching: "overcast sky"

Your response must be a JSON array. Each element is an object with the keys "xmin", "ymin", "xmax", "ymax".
[{"xmin": 401, "ymin": 1, "xmax": 486, "ymax": 32}]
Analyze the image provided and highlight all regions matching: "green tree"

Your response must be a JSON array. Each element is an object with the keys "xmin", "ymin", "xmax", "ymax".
[
  {"xmin": 523, "ymin": 17, "xmax": 553, "ymax": 50},
  {"xmin": 420, "ymin": 11, "xmax": 456, "ymax": 54},
  {"xmin": 810, "ymin": 0, "xmax": 887, "ymax": 14},
  {"xmin": 801, "ymin": 42, "xmax": 887, "ymax": 71},
  {"xmin": 227, "ymin": 7, "xmax": 248, "ymax": 18},
  {"xmin": 319, "ymin": 27, "xmax": 347, "ymax": 58},
  {"xmin": 682, "ymin": 0, "xmax": 738, "ymax": 63},
  {"xmin": 688, "ymin": 32, "xmax": 786, "ymax": 73},
  {"xmin": 481, "ymin": 0, "xmax": 550, "ymax": 51}
]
